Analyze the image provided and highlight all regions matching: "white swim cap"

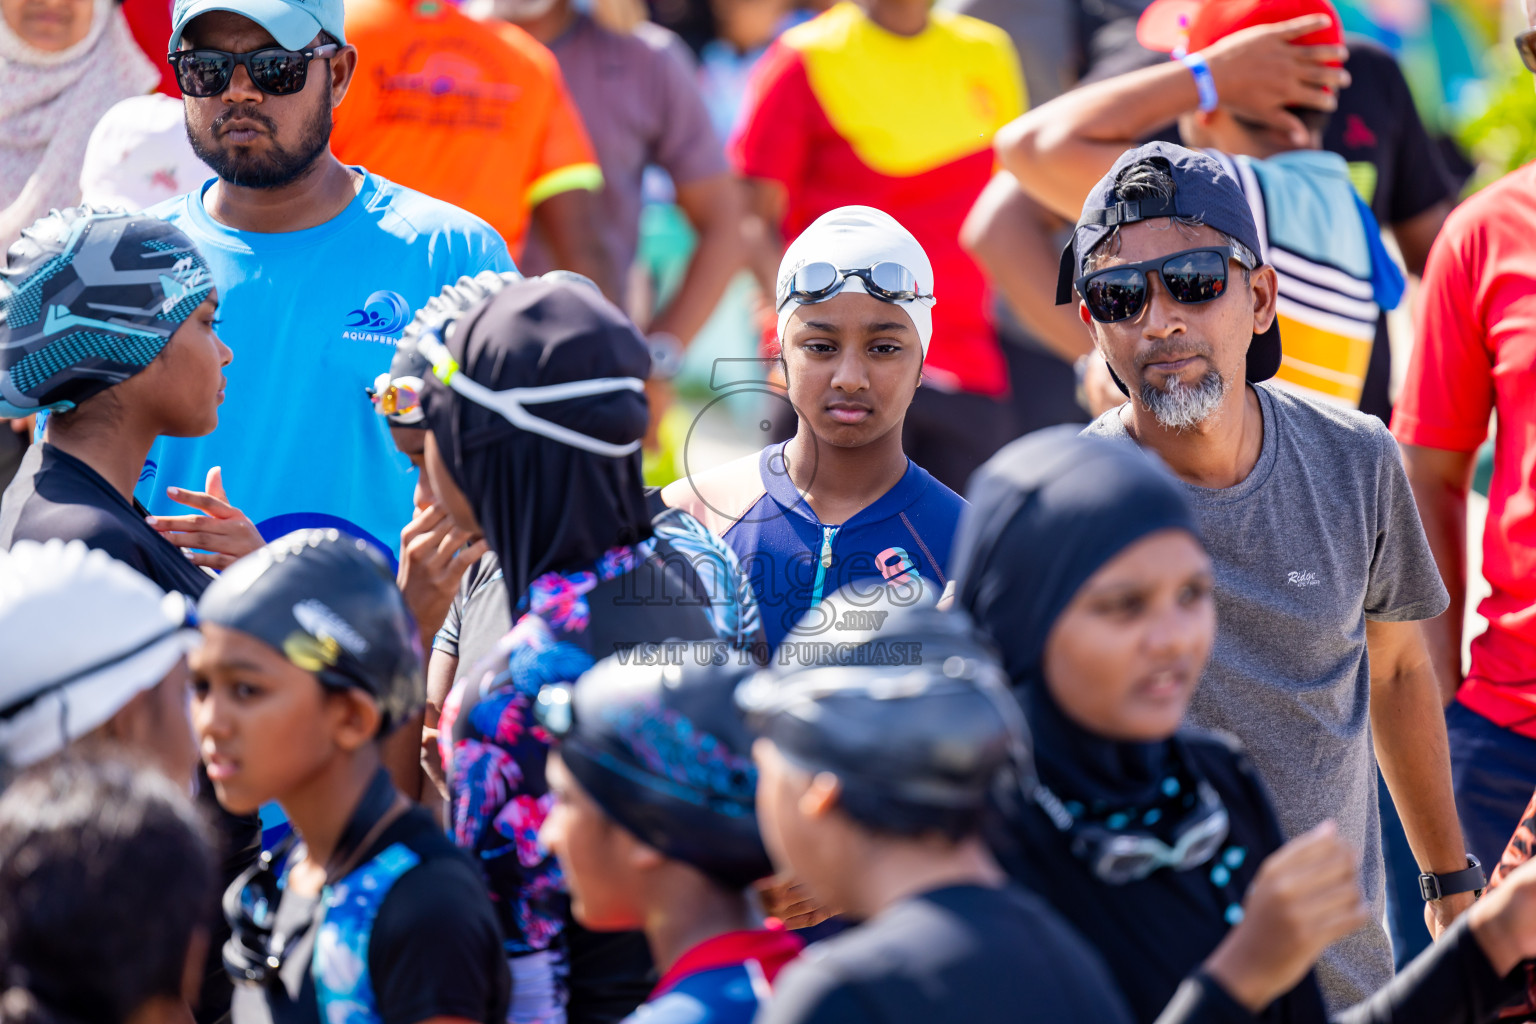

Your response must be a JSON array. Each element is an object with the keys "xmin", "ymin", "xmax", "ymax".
[
  {"xmin": 0, "ymin": 540, "xmax": 197, "ymax": 770},
  {"xmin": 775, "ymin": 206, "xmax": 936, "ymax": 354}
]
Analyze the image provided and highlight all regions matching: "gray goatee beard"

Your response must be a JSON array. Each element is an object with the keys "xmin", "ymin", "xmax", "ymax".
[{"xmin": 1138, "ymin": 369, "xmax": 1228, "ymax": 432}]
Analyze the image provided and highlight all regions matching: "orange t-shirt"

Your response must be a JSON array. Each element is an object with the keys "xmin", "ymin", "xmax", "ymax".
[{"xmin": 334, "ymin": 0, "xmax": 602, "ymax": 255}]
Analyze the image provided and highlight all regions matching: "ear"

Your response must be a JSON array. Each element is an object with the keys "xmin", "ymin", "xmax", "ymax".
[
  {"xmin": 1249, "ymin": 264, "xmax": 1279, "ymax": 335},
  {"xmin": 799, "ymin": 772, "xmax": 842, "ymax": 820},
  {"xmin": 331, "ymin": 43, "xmax": 359, "ymax": 107},
  {"xmin": 626, "ymin": 833, "xmax": 667, "ymax": 873},
  {"xmin": 100, "ymin": 687, "xmax": 154, "ymax": 746},
  {"xmin": 330, "ymin": 688, "xmax": 384, "ymax": 753}
]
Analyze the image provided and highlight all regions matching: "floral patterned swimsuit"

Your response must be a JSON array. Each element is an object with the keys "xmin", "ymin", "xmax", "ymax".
[{"xmin": 440, "ymin": 510, "xmax": 760, "ymax": 961}]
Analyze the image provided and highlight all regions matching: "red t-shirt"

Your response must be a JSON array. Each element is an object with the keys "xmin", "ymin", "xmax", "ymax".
[
  {"xmin": 730, "ymin": 3, "xmax": 1024, "ymax": 398},
  {"xmin": 1391, "ymin": 162, "xmax": 1536, "ymax": 736}
]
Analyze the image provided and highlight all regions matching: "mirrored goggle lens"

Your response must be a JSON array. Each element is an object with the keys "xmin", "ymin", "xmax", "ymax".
[
  {"xmin": 780, "ymin": 262, "xmax": 841, "ymax": 307},
  {"xmin": 248, "ymin": 50, "xmax": 311, "ymax": 94},
  {"xmin": 864, "ymin": 261, "xmax": 919, "ymax": 301},
  {"xmin": 1082, "ymin": 268, "xmax": 1148, "ymax": 323},
  {"xmin": 380, "ymin": 383, "xmax": 420, "ymax": 416},
  {"xmin": 534, "ymin": 685, "xmax": 574, "ymax": 738},
  {"xmin": 175, "ymin": 52, "xmax": 235, "ymax": 95},
  {"xmin": 1158, "ymin": 250, "xmax": 1229, "ymax": 304},
  {"xmin": 1093, "ymin": 846, "xmax": 1162, "ymax": 885}
]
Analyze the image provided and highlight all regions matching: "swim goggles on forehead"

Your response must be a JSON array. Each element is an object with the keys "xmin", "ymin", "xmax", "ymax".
[
  {"xmin": 412, "ymin": 332, "xmax": 646, "ymax": 458},
  {"xmin": 367, "ymin": 373, "xmax": 426, "ymax": 425},
  {"xmin": 775, "ymin": 261, "xmax": 936, "ymax": 314},
  {"xmin": 1033, "ymin": 774, "xmax": 1231, "ymax": 885}
]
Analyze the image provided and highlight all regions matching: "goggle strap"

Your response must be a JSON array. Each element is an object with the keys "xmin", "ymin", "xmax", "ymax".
[{"xmin": 419, "ymin": 335, "xmax": 643, "ymax": 458}]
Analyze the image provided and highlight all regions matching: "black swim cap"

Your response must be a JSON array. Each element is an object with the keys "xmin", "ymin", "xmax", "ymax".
[
  {"xmin": 197, "ymin": 530, "xmax": 423, "ymax": 733},
  {"xmin": 536, "ymin": 655, "xmax": 773, "ymax": 890},
  {"xmin": 737, "ymin": 587, "xmax": 1032, "ymax": 839}
]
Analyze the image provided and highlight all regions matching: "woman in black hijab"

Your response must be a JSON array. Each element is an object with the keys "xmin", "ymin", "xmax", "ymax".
[
  {"xmin": 409, "ymin": 273, "xmax": 763, "ymax": 1024},
  {"xmin": 951, "ymin": 428, "xmax": 1528, "ymax": 1024}
]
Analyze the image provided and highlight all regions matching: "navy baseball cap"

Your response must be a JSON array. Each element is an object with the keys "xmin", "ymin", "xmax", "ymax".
[{"xmin": 1055, "ymin": 142, "xmax": 1281, "ymax": 385}]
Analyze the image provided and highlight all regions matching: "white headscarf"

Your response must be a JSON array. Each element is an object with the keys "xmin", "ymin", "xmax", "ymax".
[
  {"xmin": 775, "ymin": 205, "xmax": 936, "ymax": 354},
  {"xmin": 0, "ymin": 0, "xmax": 158, "ymax": 248}
]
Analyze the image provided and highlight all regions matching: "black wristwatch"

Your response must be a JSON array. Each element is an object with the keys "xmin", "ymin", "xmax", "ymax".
[{"xmin": 1419, "ymin": 855, "xmax": 1486, "ymax": 901}]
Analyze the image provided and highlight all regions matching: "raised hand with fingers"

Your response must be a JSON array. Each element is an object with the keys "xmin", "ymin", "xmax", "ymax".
[
  {"xmin": 396, "ymin": 503, "xmax": 489, "ymax": 648},
  {"xmin": 1202, "ymin": 15, "xmax": 1351, "ymax": 146},
  {"xmin": 145, "ymin": 466, "xmax": 265, "ymax": 571},
  {"xmin": 1202, "ymin": 821, "xmax": 1371, "ymax": 1011}
]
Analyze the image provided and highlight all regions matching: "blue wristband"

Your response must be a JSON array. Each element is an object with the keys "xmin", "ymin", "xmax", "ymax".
[{"xmin": 1181, "ymin": 52, "xmax": 1219, "ymax": 112}]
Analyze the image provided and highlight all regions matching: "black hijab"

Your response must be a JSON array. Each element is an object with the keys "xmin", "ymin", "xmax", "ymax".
[
  {"xmin": 418, "ymin": 278, "xmax": 653, "ymax": 603},
  {"xmin": 951, "ymin": 427, "xmax": 1201, "ymax": 810}
]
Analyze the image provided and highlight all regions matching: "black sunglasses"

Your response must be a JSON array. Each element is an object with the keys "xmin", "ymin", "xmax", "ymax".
[
  {"xmin": 775, "ymin": 261, "xmax": 934, "ymax": 313},
  {"xmin": 1518, "ymin": 30, "xmax": 1536, "ymax": 73},
  {"xmin": 1075, "ymin": 245, "xmax": 1253, "ymax": 324},
  {"xmin": 168, "ymin": 44, "xmax": 340, "ymax": 98}
]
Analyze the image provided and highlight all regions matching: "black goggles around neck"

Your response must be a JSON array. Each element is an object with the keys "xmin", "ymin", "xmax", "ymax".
[
  {"xmin": 168, "ymin": 44, "xmax": 340, "ymax": 98},
  {"xmin": 1074, "ymin": 245, "xmax": 1254, "ymax": 325},
  {"xmin": 775, "ymin": 261, "xmax": 933, "ymax": 313},
  {"xmin": 1518, "ymin": 29, "xmax": 1536, "ymax": 73}
]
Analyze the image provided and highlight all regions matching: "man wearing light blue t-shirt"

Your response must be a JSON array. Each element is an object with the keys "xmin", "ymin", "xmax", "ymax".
[{"xmin": 139, "ymin": 0, "xmax": 514, "ymax": 562}]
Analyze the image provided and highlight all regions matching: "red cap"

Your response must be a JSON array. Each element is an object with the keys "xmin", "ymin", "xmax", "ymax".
[{"xmin": 1137, "ymin": 0, "xmax": 1343, "ymax": 56}]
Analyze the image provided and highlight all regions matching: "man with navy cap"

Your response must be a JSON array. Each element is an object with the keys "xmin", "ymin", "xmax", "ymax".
[{"xmin": 1059, "ymin": 142, "xmax": 1469, "ymax": 1007}]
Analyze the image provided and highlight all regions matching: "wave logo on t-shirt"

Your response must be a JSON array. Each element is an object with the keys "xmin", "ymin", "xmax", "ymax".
[{"xmin": 341, "ymin": 290, "xmax": 411, "ymax": 343}]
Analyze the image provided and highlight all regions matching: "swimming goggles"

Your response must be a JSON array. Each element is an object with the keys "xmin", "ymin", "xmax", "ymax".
[
  {"xmin": 412, "ymin": 332, "xmax": 645, "ymax": 458},
  {"xmin": 775, "ymin": 261, "xmax": 935, "ymax": 313},
  {"xmin": 367, "ymin": 373, "xmax": 425, "ymax": 426},
  {"xmin": 1033, "ymin": 773, "xmax": 1231, "ymax": 885}
]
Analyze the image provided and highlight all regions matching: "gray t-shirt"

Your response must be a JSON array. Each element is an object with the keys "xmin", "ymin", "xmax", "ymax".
[{"xmin": 1085, "ymin": 384, "xmax": 1449, "ymax": 1009}]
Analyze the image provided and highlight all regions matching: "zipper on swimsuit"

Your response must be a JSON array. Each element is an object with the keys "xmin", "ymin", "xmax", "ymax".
[{"xmin": 809, "ymin": 525, "xmax": 839, "ymax": 607}]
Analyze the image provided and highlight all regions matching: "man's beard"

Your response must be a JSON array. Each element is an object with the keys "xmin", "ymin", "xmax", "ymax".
[
  {"xmin": 190, "ymin": 97, "xmax": 332, "ymax": 190},
  {"xmin": 1137, "ymin": 368, "xmax": 1228, "ymax": 431}
]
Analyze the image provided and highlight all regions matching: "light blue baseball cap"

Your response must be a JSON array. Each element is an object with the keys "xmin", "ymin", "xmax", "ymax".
[{"xmin": 168, "ymin": 0, "xmax": 346, "ymax": 54}]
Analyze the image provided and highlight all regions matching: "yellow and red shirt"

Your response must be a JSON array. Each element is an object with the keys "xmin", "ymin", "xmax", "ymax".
[
  {"xmin": 335, "ymin": 0, "xmax": 602, "ymax": 256},
  {"xmin": 730, "ymin": 3, "xmax": 1024, "ymax": 397}
]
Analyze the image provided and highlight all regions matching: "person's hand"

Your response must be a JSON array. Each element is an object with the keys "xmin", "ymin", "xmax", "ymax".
[
  {"xmin": 146, "ymin": 466, "xmax": 264, "ymax": 570},
  {"xmin": 1202, "ymin": 821, "xmax": 1371, "ymax": 1012},
  {"xmin": 1468, "ymin": 856, "xmax": 1536, "ymax": 976},
  {"xmin": 754, "ymin": 873, "xmax": 837, "ymax": 930},
  {"xmin": 1426, "ymin": 888, "xmax": 1477, "ymax": 940},
  {"xmin": 1202, "ymin": 15, "xmax": 1351, "ymax": 146},
  {"xmin": 1078, "ymin": 353, "xmax": 1127, "ymax": 418},
  {"xmin": 397, "ymin": 504, "xmax": 487, "ymax": 644}
]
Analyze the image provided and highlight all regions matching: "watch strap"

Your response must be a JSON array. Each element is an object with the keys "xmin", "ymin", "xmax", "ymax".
[{"xmin": 1419, "ymin": 856, "xmax": 1485, "ymax": 901}]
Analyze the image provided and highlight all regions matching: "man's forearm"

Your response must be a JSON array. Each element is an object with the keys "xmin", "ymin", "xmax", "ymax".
[
  {"xmin": 961, "ymin": 173, "xmax": 1093, "ymax": 362},
  {"xmin": 996, "ymin": 61, "xmax": 1201, "ymax": 220},
  {"xmin": 1403, "ymin": 445, "xmax": 1474, "ymax": 702},
  {"xmin": 647, "ymin": 193, "xmax": 747, "ymax": 344},
  {"xmin": 1371, "ymin": 655, "xmax": 1467, "ymax": 873}
]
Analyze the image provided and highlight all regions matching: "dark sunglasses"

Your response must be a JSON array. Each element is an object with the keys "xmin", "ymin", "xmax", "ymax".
[
  {"xmin": 775, "ymin": 261, "xmax": 934, "ymax": 313},
  {"xmin": 1518, "ymin": 29, "xmax": 1536, "ymax": 73},
  {"xmin": 168, "ymin": 43, "xmax": 339, "ymax": 98},
  {"xmin": 1075, "ymin": 245, "xmax": 1253, "ymax": 324}
]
